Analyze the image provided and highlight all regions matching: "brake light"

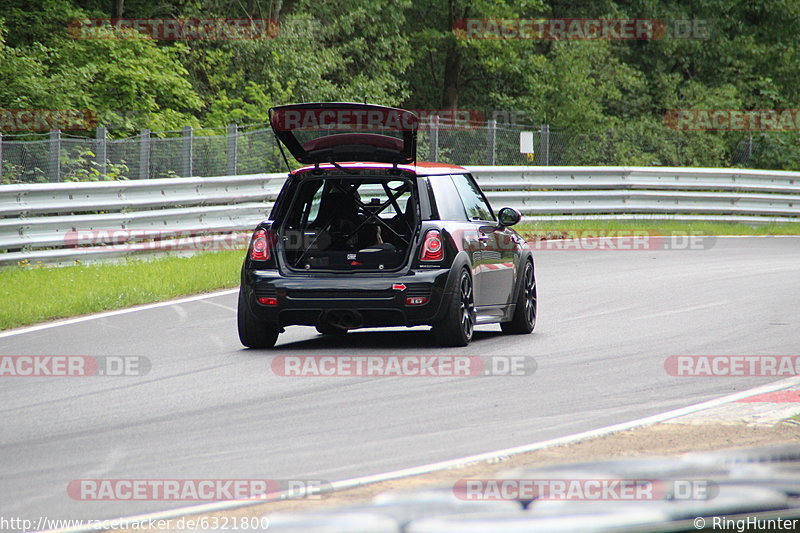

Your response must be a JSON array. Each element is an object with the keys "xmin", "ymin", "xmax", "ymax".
[
  {"xmin": 420, "ymin": 230, "xmax": 444, "ymax": 261},
  {"xmin": 250, "ymin": 229, "xmax": 273, "ymax": 261}
]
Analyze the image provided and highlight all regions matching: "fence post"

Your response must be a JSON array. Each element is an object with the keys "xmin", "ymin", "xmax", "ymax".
[
  {"xmin": 487, "ymin": 119, "xmax": 497, "ymax": 165},
  {"xmin": 227, "ymin": 123, "xmax": 238, "ymax": 176},
  {"xmin": 430, "ymin": 115, "xmax": 439, "ymax": 162},
  {"xmin": 540, "ymin": 124, "xmax": 550, "ymax": 166},
  {"xmin": 0, "ymin": 132, "xmax": 3, "ymax": 181},
  {"xmin": 139, "ymin": 129, "xmax": 150, "ymax": 179},
  {"xmin": 49, "ymin": 129, "xmax": 61, "ymax": 182},
  {"xmin": 182, "ymin": 126, "xmax": 193, "ymax": 177},
  {"xmin": 746, "ymin": 134, "xmax": 753, "ymax": 163},
  {"xmin": 96, "ymin": 126, "xmax": 107, "ymax": 178}
]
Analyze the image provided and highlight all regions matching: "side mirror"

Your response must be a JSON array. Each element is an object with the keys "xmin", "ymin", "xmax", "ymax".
[{"xmin": 497, "ymin": 207, "xmax": 522, "ymax": 227}]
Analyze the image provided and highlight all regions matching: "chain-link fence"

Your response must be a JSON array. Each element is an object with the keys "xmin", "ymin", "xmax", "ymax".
[{"xmin": 0, "ymin": 120, "xmax": 787, "ymax": 184}]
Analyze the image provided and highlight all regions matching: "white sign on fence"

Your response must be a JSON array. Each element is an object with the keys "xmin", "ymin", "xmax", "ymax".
[{"xmin": 520, "ymin": 131, "xmax": 534, "ymax": 154}]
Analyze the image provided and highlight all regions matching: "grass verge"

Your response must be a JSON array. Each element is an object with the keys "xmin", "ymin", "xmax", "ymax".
[
  {"xmin": 0, "ymin": 250, "xmax": 243, "ymax": 331},
  {"xmin": 1, "ymin": 220, "xmax": 798, "ymax": 331}
]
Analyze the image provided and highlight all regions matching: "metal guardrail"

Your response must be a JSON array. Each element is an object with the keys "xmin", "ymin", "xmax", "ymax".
[
  {"xmin": 0, "ymin": 174, "xmax": 285, "ymax": 265},
  {"xmin": 1, "ymin": 167, "xmax": 799, "ymax": 266},
  {"xmin": 472, "ymin": 166, "xmax": 800, "ymax": 223}
]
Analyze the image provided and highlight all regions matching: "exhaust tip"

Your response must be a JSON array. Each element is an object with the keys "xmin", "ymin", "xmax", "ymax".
[{"xmin": 323, "ymin": 310, "xmax": 363, "ymax": 330}]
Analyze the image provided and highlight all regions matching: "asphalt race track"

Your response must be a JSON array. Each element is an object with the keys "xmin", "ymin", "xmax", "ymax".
[{"xmin": 1, "ymin": 237, "xmax": 799, "ymax": 523}]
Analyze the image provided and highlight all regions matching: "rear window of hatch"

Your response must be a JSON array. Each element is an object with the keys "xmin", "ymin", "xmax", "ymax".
[{"xmin": 275, "ymin": 175, "xmax": 420, "ymax": 272}]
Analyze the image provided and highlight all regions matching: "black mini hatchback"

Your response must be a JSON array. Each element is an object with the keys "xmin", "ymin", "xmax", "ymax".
[{"xmin": 238, "ymin": 103, "xmax": 536, "ymax": 347}]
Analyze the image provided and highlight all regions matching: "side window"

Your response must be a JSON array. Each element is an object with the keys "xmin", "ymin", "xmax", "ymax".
[
  {"xmin": 427, "ymin": 176, "xmax": 468, "ymax": 221},
  {"xmin": 451, "ymin": 174, "xmax": 494, "ymax": 222}
]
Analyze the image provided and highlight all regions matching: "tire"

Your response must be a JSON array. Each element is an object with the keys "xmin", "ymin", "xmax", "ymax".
[
  {"xmin": 237, "ymin": 288, "xmax": 280, "ymax": 348},
  {"xmin": 432, "ymin": 269, "xmax": 475, "ymax": 347},
  {"xmin": 315, "ymin": 324, "xmax": 348, "ymax": 335},
  {"xmin": 500, "ymin": 260, "xmax": 536, "ymax": 334}
]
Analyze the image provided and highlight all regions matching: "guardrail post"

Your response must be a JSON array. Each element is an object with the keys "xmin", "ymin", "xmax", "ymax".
[
  {"xmin": 49, "ymin": 129, "xmax": 61, "ymax": 182},
  {"xmin": 430, "ymin": 115, "xmax": 439, "ymax": 162},
  {"xmin": 139, "ymin": 129, "xmax": 150, "ymax": 179},
  {"xmin": 182, "ymin": 126, "xmax": 193, "ymax": 177},
  {"xmin": 227, "ymin": 123, "xmax": 238, "ymax": 176},
  {"xmin": 539, "ymin": 124, "xmax": 550, "ymax": 166},
  {"xmin": 96, "ymin": 126, "xmax": 107, "ymax": 178},
  {"xmin": 487, "ymin": 119, "xmax": 497, "ymax": 165}
]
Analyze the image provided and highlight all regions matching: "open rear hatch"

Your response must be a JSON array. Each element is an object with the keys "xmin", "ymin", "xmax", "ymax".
[{"xmin": 269, "ymin": 103, "xmax": 418, "ymax": 165}]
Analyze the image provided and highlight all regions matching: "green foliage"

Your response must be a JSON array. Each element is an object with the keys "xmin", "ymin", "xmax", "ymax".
[
  {"xmin": 61, "ymin": 148, "xmax": 130, "ymax": 181},
  {"xmin": 0, "ymin": 162, "xmax": 47, "ymax": 184},
  {"xmin": 1, "ymin": 0, "xmax": 799, "ymax": 169},
  {"xmin": 0, "ymin": 14, "xmax": 201, "ymax": 135}
]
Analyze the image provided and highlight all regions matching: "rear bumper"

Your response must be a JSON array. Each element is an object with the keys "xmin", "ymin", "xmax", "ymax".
[{"xmin": 242, "ymin": 268, "xmax": 454, "ymax": 327}]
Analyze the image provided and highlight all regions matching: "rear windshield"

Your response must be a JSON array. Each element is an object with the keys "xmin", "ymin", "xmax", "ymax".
[{"xmin": 278, "ymin": 176, "xmax": 417, "ymax": 271}]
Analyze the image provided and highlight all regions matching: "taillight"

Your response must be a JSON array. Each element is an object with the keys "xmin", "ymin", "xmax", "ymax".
[
  {"xmin": 420, "ymin": 230, "xmax": 444, "ymax": 261},
  {"xmin": 250, "ymin": 229, "xmax": 273, "ymax": 261}
]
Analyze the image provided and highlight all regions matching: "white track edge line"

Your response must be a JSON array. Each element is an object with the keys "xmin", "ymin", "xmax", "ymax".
[
  {"xmin": 0, "ymin": 289, "xmax": 238, "ymax": 339},
  {"xmin": 41, "ymin": 375, "xmax": 800, "ymax": 533}
]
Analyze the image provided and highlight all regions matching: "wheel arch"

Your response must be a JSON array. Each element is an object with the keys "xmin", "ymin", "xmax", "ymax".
[{"xmin": 428, "ymin": 250, "xmax": 473, "ymax": 323}]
